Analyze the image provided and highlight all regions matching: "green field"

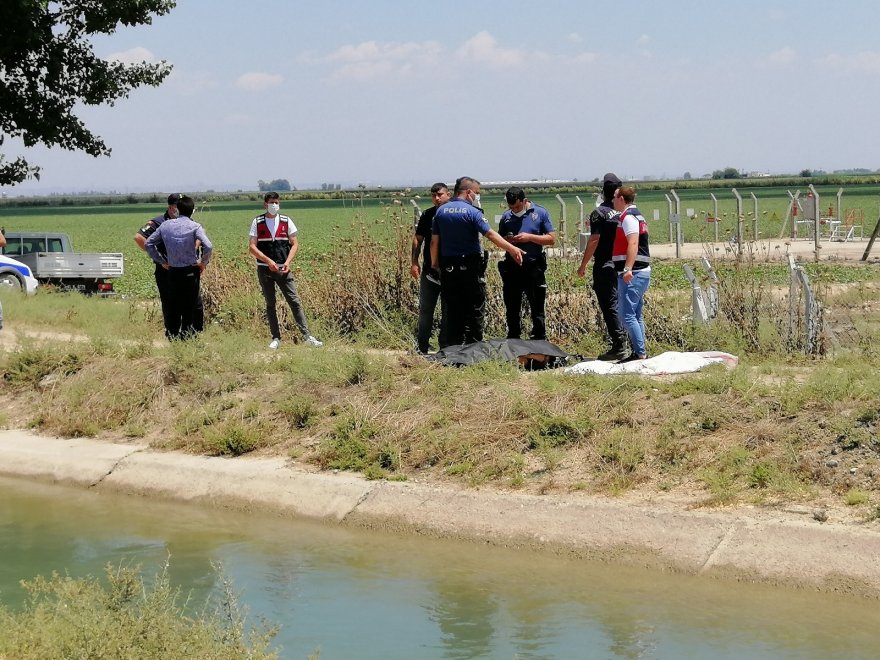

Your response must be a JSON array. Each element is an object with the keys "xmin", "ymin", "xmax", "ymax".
[
  {"xmin": 1, "ymin": 184, "xmax": 878, "ymax": 299},
  {"xmin": 0, "ymin": 197, "xmax": 409, "ymax": 296}
]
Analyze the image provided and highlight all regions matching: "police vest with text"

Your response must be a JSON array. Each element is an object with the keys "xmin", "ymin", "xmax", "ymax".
[
  {"xmin": 611, "ymin": 206, "xmax": 651, "ymax": 271},
  {"xmin": 255, "ymin": 215, "xmax": 292, "ymax": 266}
]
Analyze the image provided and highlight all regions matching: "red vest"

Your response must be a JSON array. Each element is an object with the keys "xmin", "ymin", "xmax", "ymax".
[
  {"xmin": 256, "ymin": 216, "xmax": 290, "ymax": 240},
  {"xmin": 255, "ymin": 215, "xmax": 292, "ymax": 265},
  {"xmin": 612, "ymin": 206, "xmax": 650, "ymax": 271}
]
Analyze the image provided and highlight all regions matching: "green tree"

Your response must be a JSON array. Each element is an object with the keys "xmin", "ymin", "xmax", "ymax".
[
  {"xmin": 0, "ymin": 0, "xmax": 176, "ymax": 185},
  {"xmin": 799, "ymin": 169, "xmax": 813, "ymax": 177},
  {"xmin": 711, "ymin": 167, "xmax": 742, "ymax": 180},
  {"xmin": 257, "ymin": 178, "xmax": 292, "ymax": 191}
]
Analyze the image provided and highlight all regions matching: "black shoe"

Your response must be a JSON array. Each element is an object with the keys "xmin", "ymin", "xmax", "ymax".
[
  {"xmin": 597, "ymin": 347, "xmax": 630, "ymax": 362},
  {"xmin": 616, "ymin": 353, "xmax": 647, "ymax": 364}
]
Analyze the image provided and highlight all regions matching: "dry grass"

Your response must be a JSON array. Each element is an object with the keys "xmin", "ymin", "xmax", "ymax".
[
  {"xmin": 3, "ymin": 327, "xmax": 878, "ymax": 512},
  {"xmin": 2, "ymin": 229, "xmax": 880, "ymax": 511}
]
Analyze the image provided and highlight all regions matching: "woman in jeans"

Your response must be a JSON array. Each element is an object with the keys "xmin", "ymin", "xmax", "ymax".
[{"xmin": 611, "ymin": 186, "xmax": 651, "ymax": 362}]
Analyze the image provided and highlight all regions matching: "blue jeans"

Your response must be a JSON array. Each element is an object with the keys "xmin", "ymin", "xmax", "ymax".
[{"xmin": 618, "ymin": 269, "xmax": 650, "ymax": 357}]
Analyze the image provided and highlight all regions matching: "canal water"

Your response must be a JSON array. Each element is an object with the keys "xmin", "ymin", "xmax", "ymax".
[{"xmin": 1, "ymin": 475, "xmax": 878, "ymax": 659}]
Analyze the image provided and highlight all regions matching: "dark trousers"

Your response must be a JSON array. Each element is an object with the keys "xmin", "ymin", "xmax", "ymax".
[
  {"xmin": 257, "ymin": 267, "xmax": 310, "ymax": 340},
  {"xmin": 439, "ymin": 256, "xmax": 485, "ymax": 348},
  {"xmin": 592, "ymin": 266, "xmax": 627, "ymax": 349},
  {"xmin": 499, "ymin": 258, "xmax": 547, "ymax": 340},
  {"xmin": 164, "ymin": 266, "xmax": 201, "ymax": 340},
  {"xmin": 417, "ymin": 273, "xmax": 447, "ymax": 353},
  {"xmin": 155, "ymin": 265, "xmax": 203, "ymax": 336}
]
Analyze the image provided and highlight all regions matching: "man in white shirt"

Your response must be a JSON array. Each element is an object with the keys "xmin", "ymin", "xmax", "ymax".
[{"xmin": 248, "ymin": 192, "xmax": 322, "ymax": 349}]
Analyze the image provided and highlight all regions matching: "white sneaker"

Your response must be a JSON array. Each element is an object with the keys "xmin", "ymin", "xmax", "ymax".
[
  {"xmin": 268, "ymin": 338, "xmax": 280, "ymax": 350},
  {"xmin": 305, "ymin": 335, "xmax": 323, "ymax": 347}
]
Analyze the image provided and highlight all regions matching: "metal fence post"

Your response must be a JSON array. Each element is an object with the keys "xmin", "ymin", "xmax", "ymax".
[
  {"xmin": 683, "ymin": 264, "xmax": 708, "ymax": 323},
  {"xmin": 555, "ymin": 194, "xmax": 567, "ymax": 255},
  {"xmin": 410, "ymin": 199, "xmax": 421, "ymax": 229},
  {"xmin": 808, "ymin": 184, "xmax": 820, "ymax": 261},
  {"xmin": 788, "ymin": 254, "xmax": 821, "ymax": 354},
  {"xmin": 732, "ymin": 188, "xmax": 743, "ymax": 255},
  {"xmin": 836, "ymin": 187, "xmax": 844, "ymax": 241},
  {"xmin": 780, "ymin": 189, "xmax": 800, "ymax": 239},
  {"xmin": 788, "ymin": 254, "xmax": 798, "ymax": 344},
  {"xmin": 699, "ymin": 257, "xmax": 719, "ymax": 319},
  {"xmin": 750, "ymin": 192, "xmax": 759, "ymax": 240},
  {"xmin": 862, "ymin": 195, "xmax": 880, "ymax": 261},
  {"xmin": 670, "ymin": 189, "xmax": 682, "ymax": 258},
  {"xmin": 710, "ymin": 193, "xmax": 719, "ymax": 242},
  {"xmin": 575, "ymin": 195, "xmax": 588, "ymax": 253}
]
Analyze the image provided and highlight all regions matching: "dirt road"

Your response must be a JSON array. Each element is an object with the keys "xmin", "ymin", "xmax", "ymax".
[{"xmin": 650, "ymin": 237, "xmax": 877, "ymax": 262}]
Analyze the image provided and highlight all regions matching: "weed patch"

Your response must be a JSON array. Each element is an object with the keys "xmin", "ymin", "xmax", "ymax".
[
  {"xmin": 1, "ymin": 345, "xmax": 82, "ymax": 390},
  {"xmin": 0, "ymin": 562, "xmax": 278, "ymax": 659},
  {"xmin": 202, "ymin": 421, "xmax": 264, "ymax": 456}
]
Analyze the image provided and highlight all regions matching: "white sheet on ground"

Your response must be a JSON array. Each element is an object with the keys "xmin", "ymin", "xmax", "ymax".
[{"xmin": 564, "ymin": 351, "xmax": 738, "ymax": 376}]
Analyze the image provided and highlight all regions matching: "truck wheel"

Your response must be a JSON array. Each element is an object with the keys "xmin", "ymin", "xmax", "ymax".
[{"xmin": 0, "ymin": 272, "xmax": 24, "ymax": 292}]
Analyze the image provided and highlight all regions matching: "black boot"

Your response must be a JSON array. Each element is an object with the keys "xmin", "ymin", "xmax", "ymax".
[{"xmin": 597, "ymin": 345, "xmax": 630, "ymax": 361}]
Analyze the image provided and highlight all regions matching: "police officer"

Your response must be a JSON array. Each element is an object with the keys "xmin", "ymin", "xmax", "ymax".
[
  {"xmin": 577, "ymin": 173, "xmax": 629, "ymax": 360},
  {"xmin": 430, "ymin": 177, "xmax": 524, "ymax": 347},
  {"xmin": 410, "ymin": 182, "xmax": 450, "ymax": 354},
  {"xmin": 497, "ymin": 186, "xmax": 556, "ymax": 340}
]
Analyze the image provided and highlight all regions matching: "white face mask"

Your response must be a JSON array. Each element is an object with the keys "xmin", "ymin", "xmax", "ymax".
[
  {"xmin": 470, "ymin": 193, "xmax": 481, "ymax": 208},
  {"xmin": 266, "ymin": 203, "xmax": 280, "ymax": 215},
  {"xmin": 512, "ymin": 208, "xmax": 527, "ymax": 218}
]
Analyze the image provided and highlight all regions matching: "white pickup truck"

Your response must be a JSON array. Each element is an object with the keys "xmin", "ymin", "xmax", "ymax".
[{"xmin": 0, "ymin": 231, "xmax": 124, "ymax": 295}]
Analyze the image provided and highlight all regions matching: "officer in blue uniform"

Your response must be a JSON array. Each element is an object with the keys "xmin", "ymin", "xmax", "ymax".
[
  {"xmin": 497, "ymin": 186, "xmax": 556, "ymax": 340},
  {"xmin": 430, "ymin": 177, "xmax": 524, "ymax": 347}
]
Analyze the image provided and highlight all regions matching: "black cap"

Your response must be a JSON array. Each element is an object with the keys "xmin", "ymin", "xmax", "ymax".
[
  {"xmin": 602, "ymin": 173, "xmax": 621, "ymax": 187},
  {"xmin": 167, "ymin": 193, "xmax": 183, "ymax": 205},
  {"xmin": 601, "ymin": 173, "xmax": 621, "ymax": 201}
]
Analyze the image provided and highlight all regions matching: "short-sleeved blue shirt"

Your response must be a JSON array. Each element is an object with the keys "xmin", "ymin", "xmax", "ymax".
[
  {"xmin": 432, "ymin": 199, "xmax": 490, "ymax": 257},
  {"xmin": 498, "ymin": 203, "xmax": 554, "ymax": 262}
]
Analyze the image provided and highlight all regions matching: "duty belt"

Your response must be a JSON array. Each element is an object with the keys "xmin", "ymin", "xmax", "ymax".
[{"xmin": 441, "ymin": 254, "xmax": 481, "ymax": 271}]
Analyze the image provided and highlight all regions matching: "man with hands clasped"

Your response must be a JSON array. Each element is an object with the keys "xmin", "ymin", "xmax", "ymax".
[{"xmin": 249, "ymin": 192, "xmax": 322, "ymax": 350}]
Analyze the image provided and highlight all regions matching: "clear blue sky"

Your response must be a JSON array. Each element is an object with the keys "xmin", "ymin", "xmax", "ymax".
[{"xmin": 5, "ymin": 0, "xmax": 878, "ymax": 194}]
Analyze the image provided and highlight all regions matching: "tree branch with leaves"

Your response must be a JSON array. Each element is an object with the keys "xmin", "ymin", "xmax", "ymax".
[{"xmin": 0, "ymin": 0, "xmax": 177, "ymax": 185}]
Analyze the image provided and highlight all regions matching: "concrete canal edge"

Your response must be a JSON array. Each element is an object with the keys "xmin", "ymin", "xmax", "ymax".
[{"xmin": 2, "ymin": 430, "xmax": 879, "ymax": 599}]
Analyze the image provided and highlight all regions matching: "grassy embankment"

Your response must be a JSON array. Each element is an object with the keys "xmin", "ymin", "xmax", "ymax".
[{"xmin": 2, "ymin": 189, "xmax": 880, "ymax": 514}]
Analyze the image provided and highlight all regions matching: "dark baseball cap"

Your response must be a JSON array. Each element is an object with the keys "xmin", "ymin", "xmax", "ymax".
[
  {"xmin": 601, "ymin": 173, "xmax": 621, "ymax": 200},
  {"xmin": 602, "ymin": 173, "xmax": 621, "ymax": 187},
  {"xmin": 167, "ymin": 193, "xmax": 183, "ymax": 205}
]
